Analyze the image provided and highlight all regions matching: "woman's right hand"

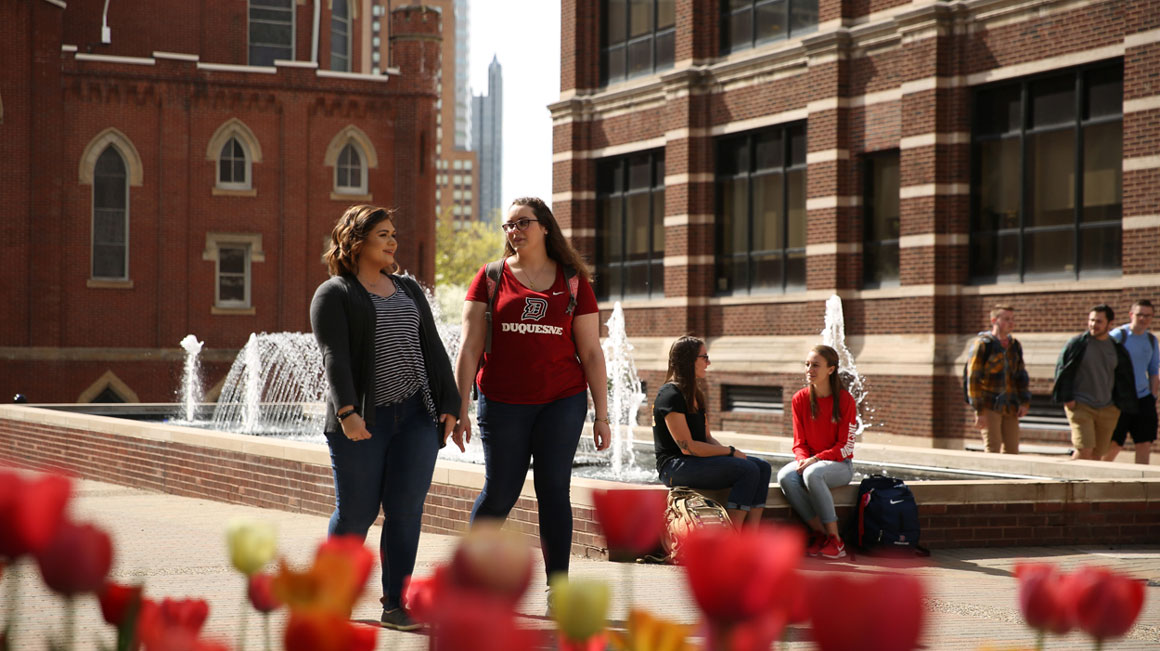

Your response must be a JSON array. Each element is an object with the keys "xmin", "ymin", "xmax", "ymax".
[
  {"xmin": 451, "ymin": 406, "xmax": 472, "ymax": 452},
  {"xmin": 340, "ymin": 413, "xmax": 372, "ymax": 441}
]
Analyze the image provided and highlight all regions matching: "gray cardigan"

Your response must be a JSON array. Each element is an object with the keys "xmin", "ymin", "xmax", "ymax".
[{"xmin": 309, "ymin": 272, "xmax": 460, "ymax": 436}]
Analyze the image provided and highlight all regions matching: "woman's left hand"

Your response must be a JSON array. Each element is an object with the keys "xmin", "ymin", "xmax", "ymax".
[
  {"xmin": 796, "ymin": 456, "xmax": 817, "ymax": 473},
  {"xmin": 439, "ymin": 413, "xmax": 457, "ymax": 447},
  {"xmin": 593, "ymin": 419, "xmax": 611, "ymax": 451}
]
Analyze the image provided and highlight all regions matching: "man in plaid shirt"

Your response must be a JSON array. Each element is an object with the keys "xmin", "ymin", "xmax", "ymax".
[{"xmin": 965, "ymin": 305, "xmax": 1031, "ymax": 454}]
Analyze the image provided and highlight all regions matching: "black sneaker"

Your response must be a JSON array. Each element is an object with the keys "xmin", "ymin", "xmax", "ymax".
[{"xmin": 380, "ymin": 607, "xmax": 421, "ymax": 632}]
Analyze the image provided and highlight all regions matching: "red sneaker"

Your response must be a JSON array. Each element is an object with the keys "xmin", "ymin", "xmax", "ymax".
[
  {"xmin": 806, "ymin": 531, "xmax": 826, "ymax": 557},
  {"xmin": 819, "ymin": 535, "xmax": 846, "ymax": 559}
]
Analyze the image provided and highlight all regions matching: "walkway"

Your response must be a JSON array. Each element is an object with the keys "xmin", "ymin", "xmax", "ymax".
[{"xmin": 7, "ymin": 479, "xmax": 1159, "ymax": 650}]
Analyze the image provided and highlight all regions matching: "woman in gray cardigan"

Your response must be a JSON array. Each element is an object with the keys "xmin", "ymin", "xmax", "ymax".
[{"xmin": 310, "ymin": 204, "xmax": 459, "ymax": 631}]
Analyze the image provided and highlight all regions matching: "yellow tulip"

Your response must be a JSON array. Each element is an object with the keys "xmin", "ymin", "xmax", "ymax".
[
  {"xmin": 607, "ymin": 609, "xmax": 693, "ymax": 651},
  {"xmin": 226, "ymin": 518, "xmax": 277, "ymax": 576},
  {"xmin": 550, "ymin": 576, "xmax": 610, "ymax": 642}
]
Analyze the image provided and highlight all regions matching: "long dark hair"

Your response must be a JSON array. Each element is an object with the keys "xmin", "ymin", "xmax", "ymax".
[
  {"xmin": 809, "ymin": 345, "xmax": 845, "ymax": 424},
  {"xmin": 664, "ymin": 335, "xmax": 707, "ymax": 413},
  {"xmin": 503, "ymin": 197, "xmax": 592, "ymax": 282}
]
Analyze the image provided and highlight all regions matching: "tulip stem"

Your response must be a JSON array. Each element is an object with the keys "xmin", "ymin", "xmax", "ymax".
[
  {"xmin": 1035, "ymin": 631, "xmax": 1044, "ymax": 651},
  {"xmin": 63, "ymin": 596, "xmax": 76, "ymax": 651},
  {"xmin": 4, "ymin": 561, "xmax": 20, "ymax": 643},
  {"xmin": 237, "ymin": 582, "xmax": 249, "ymax": 651},
  {"xmin": 262, "ymin": 612, "xmax": 271, "ymax": 651},
  {"xmin": 622, "ymin": 563, "xmax": 634, "ymax": 615}
]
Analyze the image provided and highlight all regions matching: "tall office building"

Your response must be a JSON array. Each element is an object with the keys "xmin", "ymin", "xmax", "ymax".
[{"xmin": 472, "ymin": 56, "xmax": 503, "ymax": 223}]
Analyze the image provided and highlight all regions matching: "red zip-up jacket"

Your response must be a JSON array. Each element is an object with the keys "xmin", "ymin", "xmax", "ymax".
[{"xmin": 791, "ymin": 387, "xmax": 857, "ymax": 462}]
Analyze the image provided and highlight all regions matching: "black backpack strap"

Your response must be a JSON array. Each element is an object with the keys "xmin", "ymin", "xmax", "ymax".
[
  {"xmin": 562, "ymin": 264, "xmax": 578, "ymax": 315},
  {"xmin": 482, "ymin": 260, "xmax": 504, "ymax": 354}
]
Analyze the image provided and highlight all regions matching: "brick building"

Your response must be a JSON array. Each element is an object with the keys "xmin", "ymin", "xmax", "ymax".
[
  {"xmin": 0, "ymin": 0, "xmax": 442, "ymax": 404},
  {"xmin": 552, "ymin": 0, "xmax": 1160, "ymax": 447}
]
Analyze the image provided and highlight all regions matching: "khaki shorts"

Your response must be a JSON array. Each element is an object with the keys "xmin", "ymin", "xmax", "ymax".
[{"xmin": 1065, "ymin": 403, "xmax": 1121, "ymax": 456}]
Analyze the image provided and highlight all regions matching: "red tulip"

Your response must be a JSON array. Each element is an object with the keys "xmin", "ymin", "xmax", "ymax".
[
  {"xmin": 681, "ymin": 525, "xmax": 803, "ymax": 625},
  {"xmin": 591, "ymin": 489, "xmax": 668, "ymax": 555},
  {"xmin": 0, "ymin": 470, "xmax": 72, "ymax": 559},
  {"xmin": 136, "ymin": 598, "xmax": 214, "ymax": 651},
  {"xmin": 448, "ymin": 523, "xmax": 533, "ymax": 604},
  {"xmin": 403, "ymin": 566, "xmax": 449, "ymax": 623},
  {"xmin": 35, "ymin": 520, "xmax": 112, "ymax": 596},
  {"xmin": 247, "ymin": 572, "xmax": 282, "ymax": 613},
  {"xmin": 1068, "ymin": 566, "xmax": 1145, "ymax": 640},
  {"xmin": 804, "ymin": 572, "xmax": 925, "ymax": 651},
  {"xmin": 1014, "ymin": 563, "xmax": 1074, "ymax": 635},
  {"xmin": 99, "ymin": 581, "xmax": 144, "ymax": 627},
  {"xmin": 429, "ymin": 589, "xmax": 542, "ymax": 651},
  {"xmin": 284, "ymin": 610, "xmax": 377, "ymax": 651}
]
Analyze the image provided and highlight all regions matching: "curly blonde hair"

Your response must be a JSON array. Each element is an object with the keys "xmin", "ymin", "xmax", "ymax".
[{"xmin": 323, "ymin": 204, "xmax": 398, "ymax": 276}]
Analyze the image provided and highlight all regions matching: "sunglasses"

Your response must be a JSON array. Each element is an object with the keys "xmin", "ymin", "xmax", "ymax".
[{"xmin": 501, "ymin": 218, "xmax": 540, "ymax": 233}]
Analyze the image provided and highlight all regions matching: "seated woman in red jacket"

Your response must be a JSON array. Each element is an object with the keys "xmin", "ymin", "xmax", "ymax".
[{"xmin": 776, "ymin": 344, "xmax": 857, "ymax": 559}]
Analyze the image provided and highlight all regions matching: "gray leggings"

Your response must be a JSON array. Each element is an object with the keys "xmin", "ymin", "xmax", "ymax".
[{"xmin": 776, "ymin": 458, "xmax": 853, "ymax": 525}]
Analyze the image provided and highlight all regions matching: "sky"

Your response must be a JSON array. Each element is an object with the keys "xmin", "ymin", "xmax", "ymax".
[{"xmin": 467, "ymin": 0, "xmax": 561, "ymax": 211}]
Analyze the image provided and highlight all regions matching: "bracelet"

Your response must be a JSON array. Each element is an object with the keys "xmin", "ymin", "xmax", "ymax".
[
  {"xmin": 728, "ymin": 445, "xmax": 735, "ymax": 457},
  {"xmin": 337, "ymin": 408, "xmax": 356, "ymax": 422},
  {"xmin": 595, "ymin": 416, "xmax": 610, "ymax": 424}
]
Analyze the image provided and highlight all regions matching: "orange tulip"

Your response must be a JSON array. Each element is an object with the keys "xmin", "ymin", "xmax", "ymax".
[{"xmin": 283, "ymin": 610, "xmax": 377, "ymax": 651}]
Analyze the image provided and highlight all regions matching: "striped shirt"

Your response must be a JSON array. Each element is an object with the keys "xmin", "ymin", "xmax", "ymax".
[{"xmin": 369, "ymin": 280, "xmax": 435, "ymax": 417}]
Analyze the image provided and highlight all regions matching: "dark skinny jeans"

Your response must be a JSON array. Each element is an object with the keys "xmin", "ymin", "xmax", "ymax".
[
  {"xmin": 325, "ymin": 393, "xmax": 438, "ymax": 610},
  {"xmin": 471, "ymin": 390, "xmax": 587, "ymax": 583},
  {"xmin": 659, "ymin": 454, "xmax": 772, "ymax": 510}
]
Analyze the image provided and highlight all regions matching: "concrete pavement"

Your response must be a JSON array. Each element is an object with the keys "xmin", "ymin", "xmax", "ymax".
[{"xmin": 6, "ymin": 479, "xmax": 1159, "ymax": 650}]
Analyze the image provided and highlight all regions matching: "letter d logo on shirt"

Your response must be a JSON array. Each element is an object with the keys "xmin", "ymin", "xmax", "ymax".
[{"xmin": 521, "ymin": 297, "xmax": 548, "ymax": 321}]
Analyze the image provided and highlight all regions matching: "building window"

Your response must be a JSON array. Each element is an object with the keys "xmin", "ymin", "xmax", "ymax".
[
  {"xmin": 249, "ymin": 0, "xmax": 294, "ymax": 66},
  {"xmin": 92, "ymin": 146, "xmax": 129, "ymax": 280},
  {"xmin": 721, "ymin": 0, "xmax": 818, "ymax": 54},
  {"xmin": 330, "ymin": 0, "xmax": 351, "ymax": 71},
  {"xmin": 218, "ymin": 137, "xmax": 251, "ymax": 189},
  {"xmin": 716, "ymin": 123, "xmax": 806, "ymax": 294},
  {"xmin": 203, "ymin": 233, "xmax": 264, "ymax": 311},
  {"xmin": 971, "ymin": 62, "xmax": 1122, "ymax": 282},
  {"xmin": 723, "ymin": 385, "xmax": 783, "ymax": 413},
  {"xmin": 335, "ymin": 143, "xmax": 365, "ymax": 193},
  {"xmin": 601, "ymin": 0, "xmax": 675, "ymax": 85},
  {"xmin": 596, "ymin": 150, "xmax": 665, "ymax": 300},
  {"xmin": 863, "ymin": 151, "xmax": 900, "ymax": 287}
]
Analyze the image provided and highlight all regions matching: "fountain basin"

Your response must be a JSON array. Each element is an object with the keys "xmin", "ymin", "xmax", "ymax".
[{"xmin": 2, "ymin": 405, "xmax": 1158, "ymax": 556}]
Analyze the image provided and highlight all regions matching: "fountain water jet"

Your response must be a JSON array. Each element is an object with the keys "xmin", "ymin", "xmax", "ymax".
[
  {"xmin": 210, "ymin": 332, "xmax": 329, "ymax": 436},
  {"xmin": 600, "ymin": 302, "xmax": 646, "ymax": 478},
  {"xmin": 820, "ymin": 295, "xmax": 874, "ymax": 437},
  {"xmin": 177, "ymin": 335, "xmax": 204, "ymax": 422}
]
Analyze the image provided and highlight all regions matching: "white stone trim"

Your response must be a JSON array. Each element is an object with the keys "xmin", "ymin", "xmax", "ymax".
[
  {"xmin": 274, "ymin": 59, "xmax": 318, "ymax": 69},
  {"xmin": 708, "ymin": 108, "xmax": 811, "ymax": 135},
  {"xmin": 79, "ymin": 128, "xmax": 145, "ymax": 186},
  {"xmin": 965, "ymin": 44, "xmax": 1124, "ymax": 86},
  {"xmin": 1124, "ymin": 156, "xmax": 1160, "ymax": 172},
  {"xmin": 1124, "ymin": 95, "xmax": 1160, "ymax": 114},
  {"xmin": 41, "ymin": 0, "xmax": 67, "ymax": 9},
  {"xmin": 1124, "ymin": 28, "xmax": 1160, "ymax": 49},
  {"xmin": 551, "ymin": 191, "xmax": 595, "ymax": 202},
  {"xmin": 899, "ymin": 183, "xmax": 969, "ymax": 199},
  {"xmin": 664, "ymin": 173, "xmax": 714, "ymax": 185},
  {"xmin": 806, "ymin": 196, "xmax": 860, "ymax": 210},
  {"xmin": 197, "ymin": 62, "xmax": 278, "ymax": 74},
  {"xmin": 552, "ymin": 151, "xmax": 575, "ymax": 163},
  {"xmin": 664, "ymin": 255, "xmax": 714, "ymax": 266},
  {"xmin": 1124, "ymin": 215, "xmax": 1160, "ymax": 230},
  {"xmin": 900, "ymin": 132, "xmax": 969, "ymax": 149},
  {"xmin": 316, "ymin": 69, "xmax": 389, "ymax": 82},
  {"xmin": 561, "ymin": 227, "xmax": 596, "ymax": 238},
  {"xmin": 663, "ymin": 214, "xmax": 715, "ymax": 227},
  {"xmin": 666, "ymin": 127, "xmax": 709, "ymax": 139},
  {"xmin": 805, "ymin": 242, "xmax": 861, "ymax": 256},
  {"xmin": 807, "ymin": 149, "xmax": 849, "ymax": 164},
  {"xmin": 75, "ymin": 53, "xmax": 156, "ymax": 66},
  {"xmin": 899, "ymin": 233, "xmax": 969, "ymax": 248},
  {"xmin": 153, "ymin": 51, "xmax": 199, "ymax": 62},
  {"xmin": 588, "ymin": 137, "xmax": 667, "ymax": 160},
  {"xmin": 61, "ymin": 44, "xmax": 78, "ymax": 52}
]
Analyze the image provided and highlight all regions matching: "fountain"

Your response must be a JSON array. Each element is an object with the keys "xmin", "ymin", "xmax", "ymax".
[
  {"xmin": 209, "ymin": 332, "xmax": 328, "ymax": 436},
  {"xmin": 177, "ymin": 335, "xmax": 204, "ymax": 422},
  {"xmin": 600, "ymin": 302, "xmax": 646, "ymax": 478},
  {"xmin": 820, "ymin": 294, "xmax": 874, "ymax": 437}
]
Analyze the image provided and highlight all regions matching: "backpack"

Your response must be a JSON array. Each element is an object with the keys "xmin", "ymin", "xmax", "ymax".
[
  {"xmin": 660, "ymin": 487, "xmax": 733, "ymax": 563},
  {"xmin": 845, "ymin": 475, "xmax": 928, "ymax": 556},
  {"xmin": 472, "ymin": 259, "xmax": 579, "ymax": 399}
]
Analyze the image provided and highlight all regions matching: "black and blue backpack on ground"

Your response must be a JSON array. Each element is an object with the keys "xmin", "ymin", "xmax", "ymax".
[{"xmin": 845, "ymin": 474, "xmax": 929, "ymax": 556}]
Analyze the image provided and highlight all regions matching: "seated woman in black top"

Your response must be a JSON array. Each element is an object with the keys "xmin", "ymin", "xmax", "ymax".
[{"xmin": 652, "ymin": 335, "xmax": 772, "ymax": 528}]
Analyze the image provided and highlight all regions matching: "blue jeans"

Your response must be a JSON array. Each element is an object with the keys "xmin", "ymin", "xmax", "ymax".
[
  {"xmin": 659, "ymin": 454, "xmax": 772, "ymax": 510},
  {"xmin": 325, "ymin": 393, "xmax": 439, "ymax": 610},
  {"xmin": 471, "ymin": 390, "xmax": 587, "ymax": 582},
  {"xmin": 776, "ymin": 458, "xmax": 853, "ymax": 525}
]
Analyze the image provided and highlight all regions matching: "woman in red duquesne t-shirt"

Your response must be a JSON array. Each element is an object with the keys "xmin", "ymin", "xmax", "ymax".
[
  {"xmin": 452, "ymin": 196, "xmax": 611, "ymax": 588},
  {"xmin": 776, "ymin": 344, "xmax": 857, "ymax": 560}
]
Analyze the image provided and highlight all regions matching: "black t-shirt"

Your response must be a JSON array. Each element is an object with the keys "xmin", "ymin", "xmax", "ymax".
[{"xmin": 652, "ymin": 382, "xmax": 707, "ymax": 472}]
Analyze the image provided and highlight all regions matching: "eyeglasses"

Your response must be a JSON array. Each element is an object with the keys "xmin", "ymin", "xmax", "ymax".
[
  {"xmin": 501, "ymin": 218, "xmax": 540, "ymax": 233},
  {"xmin": 696, "ymin": 354, "xmax": 710, "ymax": 360}
]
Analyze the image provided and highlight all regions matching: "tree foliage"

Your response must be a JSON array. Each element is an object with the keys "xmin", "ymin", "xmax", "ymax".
[{"xmin": 434, "ymin": 210, "xmax": 506, "ymax": 288}]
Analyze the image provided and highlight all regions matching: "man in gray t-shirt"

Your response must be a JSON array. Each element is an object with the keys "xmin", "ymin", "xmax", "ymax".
[{"xmin": 1053, "ymin": 305, "xmax": 1137, "ymax": 460}]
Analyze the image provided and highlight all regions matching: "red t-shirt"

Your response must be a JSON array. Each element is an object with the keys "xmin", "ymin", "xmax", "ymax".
[
  {"xmin": 790, "ymin": 387, "xmax": 857, "ymax": 462},
  {"xmin": 465, "ymin": 260, "xmax": 599, "ymax": 404}
]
